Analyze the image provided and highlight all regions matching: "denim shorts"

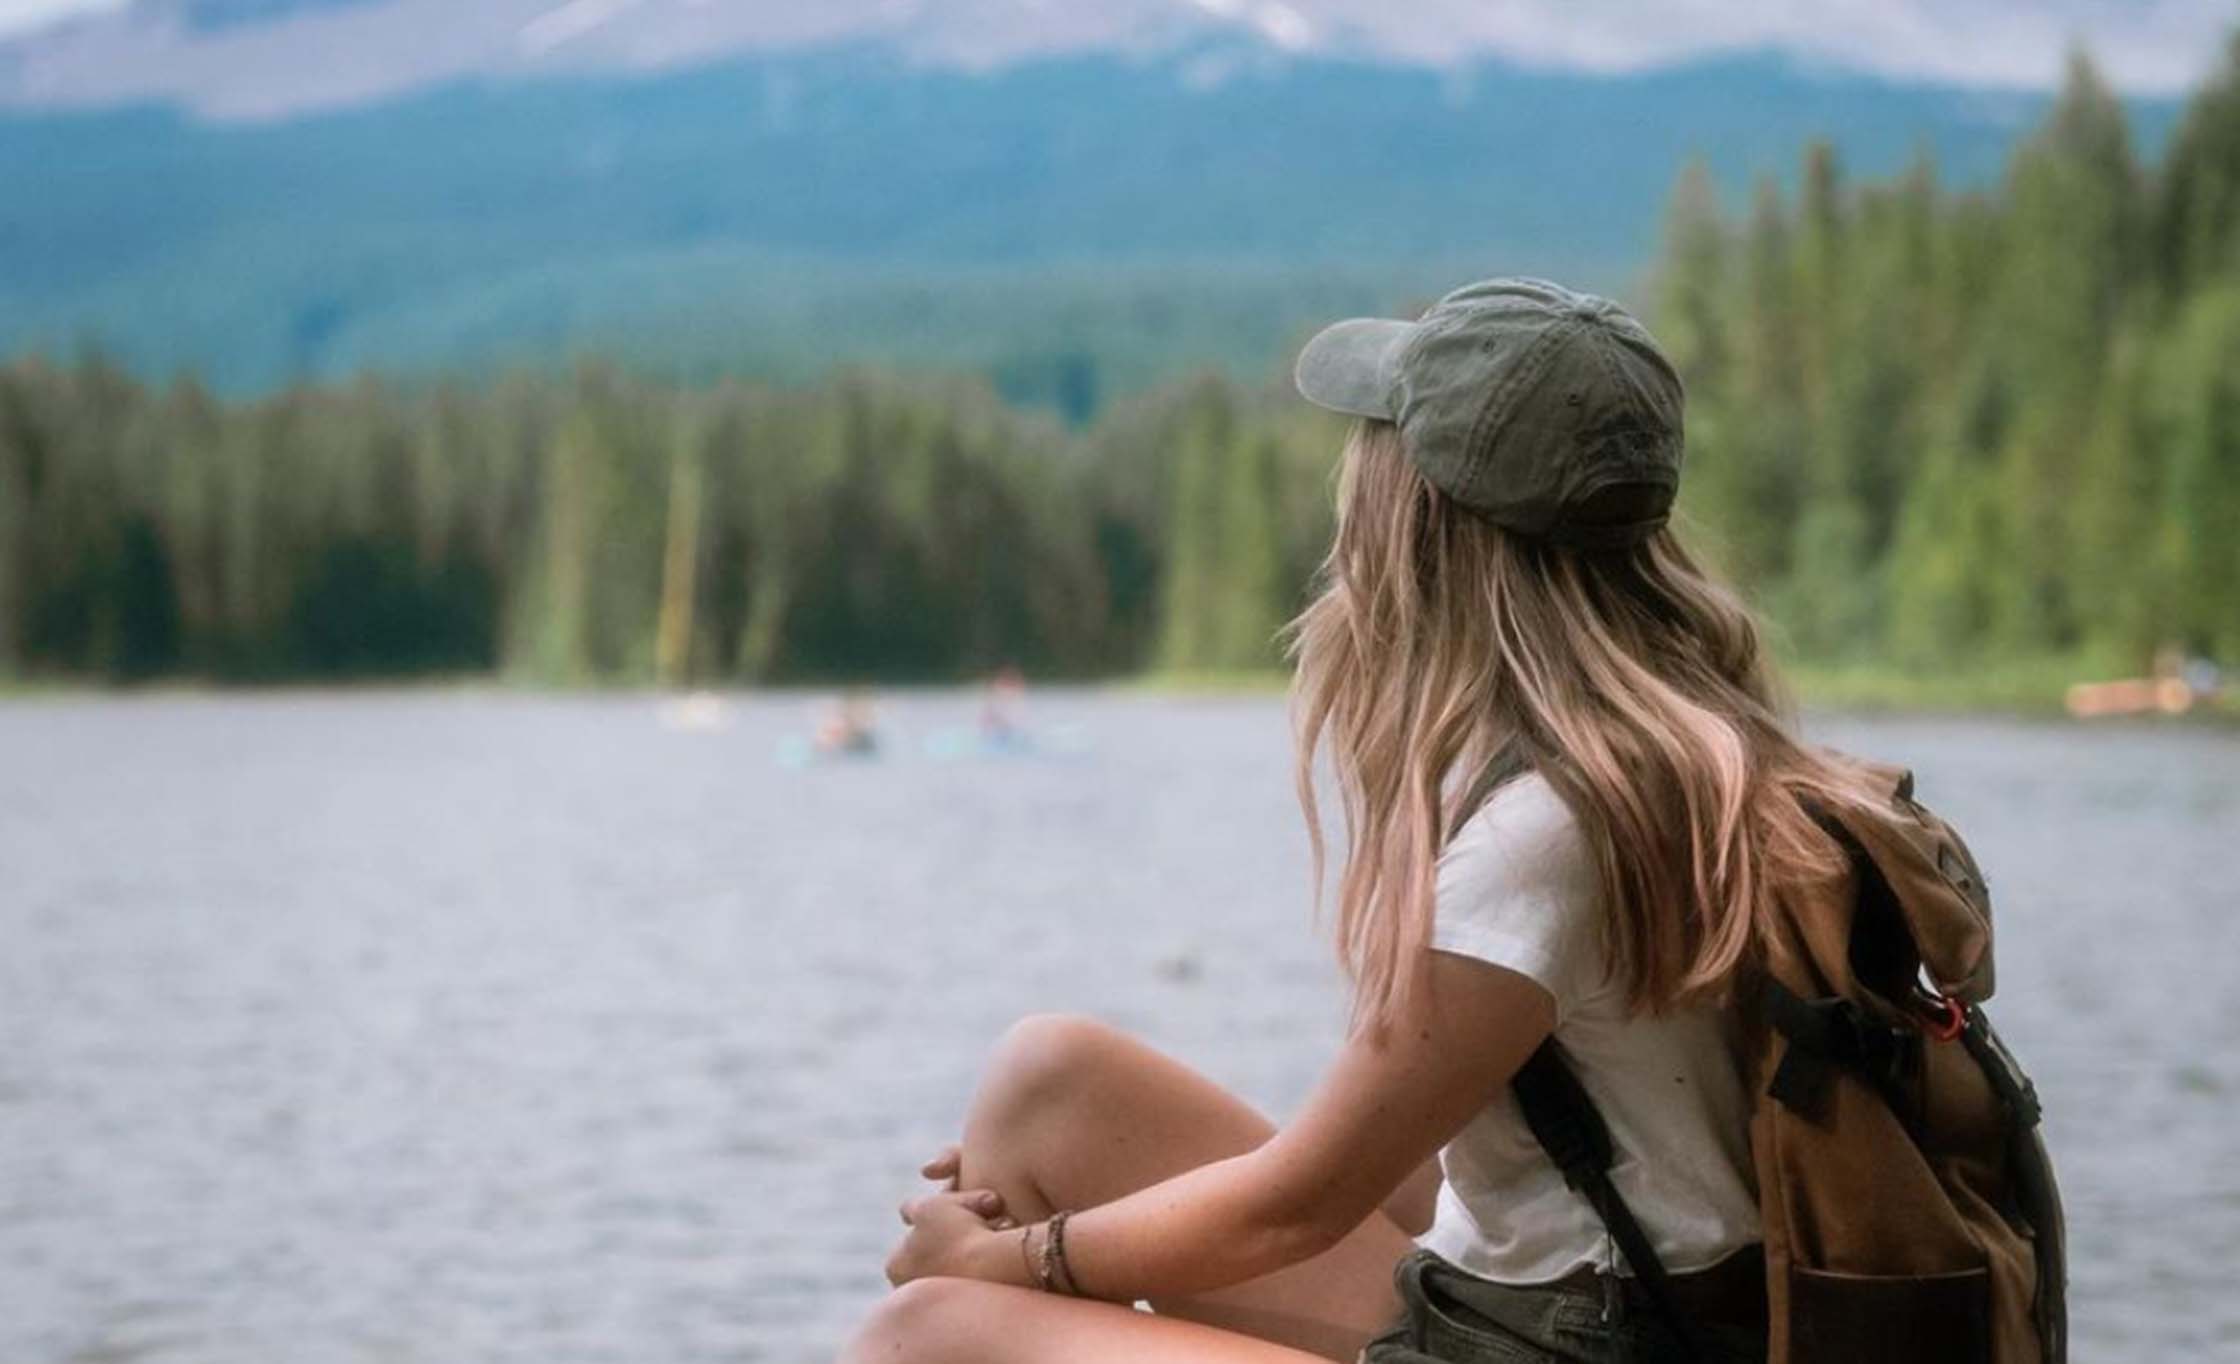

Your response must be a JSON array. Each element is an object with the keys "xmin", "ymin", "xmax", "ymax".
[{"xmin": 1359, "ymin": 1249, "xmax": 1767, "ymax": 1364}]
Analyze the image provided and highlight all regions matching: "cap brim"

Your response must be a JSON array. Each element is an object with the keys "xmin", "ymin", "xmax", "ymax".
[{"xmin": 1293, "ymin": 317, "xmax": 1413, "ymax": 419}]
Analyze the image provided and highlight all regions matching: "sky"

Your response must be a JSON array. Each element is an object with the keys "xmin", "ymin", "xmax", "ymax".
[
  {"xmin": 0, "ymin": 0, "xmax": 2231, "ymax": 103},
  {"xmin": 0, "ymin": 0, "xmax": 121, "ymax": 37}
]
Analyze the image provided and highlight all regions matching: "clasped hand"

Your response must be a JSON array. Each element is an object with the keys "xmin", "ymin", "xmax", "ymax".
[{"xmin": 884, "ymin": 1144, "xmax": 1016, "ymax": 1287}]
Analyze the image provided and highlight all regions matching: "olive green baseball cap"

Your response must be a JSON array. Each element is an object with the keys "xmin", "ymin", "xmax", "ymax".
[{"xmin": 1293, "ymin": 277, "xmax": 1685, "ymax": 548}]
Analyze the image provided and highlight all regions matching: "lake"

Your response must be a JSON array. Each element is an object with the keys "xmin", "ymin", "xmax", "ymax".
[{"xmin": 2, "ymin": 691, "xmax": 2234, "ymax": 1362}]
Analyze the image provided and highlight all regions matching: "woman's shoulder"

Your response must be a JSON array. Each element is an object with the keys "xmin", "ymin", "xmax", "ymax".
[
  {"xmin": 1445, "ymin": 769, "xmax": 1589, "ymax": 870},
  {"xmin": 1438, "ymin": 770, "xmax": 1598, "ymax": 923},
  {"xmin": 1434, "ymin": 769, "xmax": 1605, "ymax": 1013}
]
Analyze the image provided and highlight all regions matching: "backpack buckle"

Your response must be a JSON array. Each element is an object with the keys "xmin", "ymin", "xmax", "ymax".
[{"xmin": 1763, "ymin": 982, "xmax": 1917, "ymax": 1115}]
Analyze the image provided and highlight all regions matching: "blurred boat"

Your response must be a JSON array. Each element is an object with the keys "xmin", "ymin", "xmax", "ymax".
[
  {"xmin": 2064, "ymin": 677, "xmax": 2194, "ymax": 718},
  {"xmin": 776, "ymin": 691, "xmax": 883, "ymax": 766},
  {"xmin": 775, "ymin": 732, "xmax": 881, "ymax": 768},
  {"xmin": 2065, "ymin": 652, "xmax": 2224, "ymax": 719},
  {"xmin": 921, "ymin": 723, "xmax": 1090, "ymax": 761},
  {"xmin": 658, "ymin": 692, "xmax": 732, "ymax": 732}
]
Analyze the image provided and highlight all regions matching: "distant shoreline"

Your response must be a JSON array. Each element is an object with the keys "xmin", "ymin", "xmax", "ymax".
[
  {"xmin": 1136, "ymin": 664, "xmax": 2240, "ymax": 723},
  {"xmin": 5, "ymin": 664, "xmax": 2234, "ymax": 725}
]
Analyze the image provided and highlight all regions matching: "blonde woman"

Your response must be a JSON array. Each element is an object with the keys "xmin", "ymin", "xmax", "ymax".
[{"xmin": 843, "ymin": 279, "xmax": 1883, "ymax": 1364}]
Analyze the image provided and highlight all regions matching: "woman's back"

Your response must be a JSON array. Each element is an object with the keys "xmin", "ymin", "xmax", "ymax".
[{"xmin": 1423, "ymin": 771, "xmax": 1759, "ymax": 1284}]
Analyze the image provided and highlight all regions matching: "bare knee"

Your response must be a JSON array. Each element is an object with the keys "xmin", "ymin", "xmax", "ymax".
[
  {"xmin": 979, "ymin": 1012, "xmax": 1122, "ymax": 1117},
  {"xmin": 957, "ymin": 1014, "xmax": 1128, "ymax": 1205},
  {"xmin": 838, "ymin": 1278, "xmax": 989, "ymax": 1364}
]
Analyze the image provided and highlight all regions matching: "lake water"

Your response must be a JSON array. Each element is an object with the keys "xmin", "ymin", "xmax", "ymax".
[{"xmin": 1, "ymin": 691, "xmax": 2234, "ymax": 1362}]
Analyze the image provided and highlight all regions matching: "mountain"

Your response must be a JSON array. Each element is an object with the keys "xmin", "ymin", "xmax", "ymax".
[
  {"xmin": 0, "ymin": 37, "xmax": 2184, "ymax": 404},
  {"xmin": 2, "ymin": 0, "xmax": 2221, "ymax": 120}
]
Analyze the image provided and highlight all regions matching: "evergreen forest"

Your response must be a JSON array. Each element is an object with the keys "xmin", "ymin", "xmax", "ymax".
[{"xmin": 5, "ymin": 45, "xmax": 2238, "ymax": 692}]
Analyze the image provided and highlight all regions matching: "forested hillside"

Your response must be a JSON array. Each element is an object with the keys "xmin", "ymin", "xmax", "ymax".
[
  {"xmin": 1663, "ymin": 47, "xmax": 2240, "ymax": 673},
  {"xmin": 1, "ymin": 44, "xmax": 2234, "ymax": 688},
  {"xmin": 1, "ymin": 47, "xmax": 2168, "ymax": 400}
]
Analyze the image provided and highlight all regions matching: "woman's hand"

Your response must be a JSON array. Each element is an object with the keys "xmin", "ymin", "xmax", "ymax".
[
  {"xmin": 917, "ymin": 1145, "xmax": 1018, "ymax": 1227},
  {"xmin": 919, "ymin": 1145, "xmax": 963, "ymax": 1190},
  {"xmin": 883, "ymin": 1144, "xmax": 1026, "ymax": 1287},
  {"xmin": 885, "ymin": 1188, "xmax": 1014, "ymax": 1286}
]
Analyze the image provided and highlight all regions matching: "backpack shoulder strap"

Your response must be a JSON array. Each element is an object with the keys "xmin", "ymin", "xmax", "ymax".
[
  {"xmin": 1446, "ymin": 740, "xmax": 1535, "ymax": 842},
  {"xmin": 1512, "ymin": 1042, "xmax": 1709, "ymax": 1363},
  {"xmin": 1473, "ymin": 742, "xmax": 1707, "ymax": 1359}
]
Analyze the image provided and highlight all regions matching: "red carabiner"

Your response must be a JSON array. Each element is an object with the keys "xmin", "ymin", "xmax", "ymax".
[{"xmin": 1923, "ymin": 994, "xmax": 1967, "ymax": 1043}]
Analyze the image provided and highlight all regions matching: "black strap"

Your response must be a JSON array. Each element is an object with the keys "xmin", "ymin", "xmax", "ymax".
[
  {"xmin": 1446, "ymin": 741, "xmax": 1535, "ymax": 842},
  {"xmin": 1960, "ymin": 1006, "xmax": 2067, "ymax": 1364},
  {"xmin": 1761, "ymin": 979, "xmax": 1917, "ymax": 1117},
  {"xmin": 1956, "ymin": 1003, "xmax": 2042, "ymax": 1130},
  {"xmin": 1512, "ymin": 1041, "xmax": 1710, "ymax": 1363}
]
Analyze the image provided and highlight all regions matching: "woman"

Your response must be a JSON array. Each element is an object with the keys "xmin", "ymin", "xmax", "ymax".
[{"xmin": 842, "ymin": 278, "xmax": 1889, "ymax": 1364}]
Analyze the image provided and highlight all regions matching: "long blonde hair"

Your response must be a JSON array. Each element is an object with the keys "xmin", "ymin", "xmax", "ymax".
[{"xmin": 1289, "ymin": 419, "xmax": 1881, "ymax": 1029}]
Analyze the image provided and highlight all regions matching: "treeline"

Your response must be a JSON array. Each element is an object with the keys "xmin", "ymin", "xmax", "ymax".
[
  {"xmin": 0, "ymin": 357, "xmax": 1338, "ymax": 682},
  {"xmin": 1659, "ymin": 42, "xmax": 2240, "ymax": 670},
  {"xmin": 5, "ymin": 41, "xmax": 2240, "ymax": 685}
]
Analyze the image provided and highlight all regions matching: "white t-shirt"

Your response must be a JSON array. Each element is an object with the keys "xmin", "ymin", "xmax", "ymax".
[{"xmin": 1419, "ymin": 771, "xmax": 1760, "ymax": 1284}]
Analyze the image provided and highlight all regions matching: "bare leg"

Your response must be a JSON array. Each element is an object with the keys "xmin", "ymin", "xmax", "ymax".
[
  {"xmin": 875, "ymin": 1014, "xmax": 1414, "ymax": 1361},
  {"xmin": 841, "ymin": 1277, "xmax": 1343, "ymax": 1364}
]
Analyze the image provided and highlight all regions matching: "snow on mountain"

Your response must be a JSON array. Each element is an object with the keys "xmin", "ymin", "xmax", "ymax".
[{"xmin": 0, "ymin": 0, "xmax": 2226, "ymax": 120}]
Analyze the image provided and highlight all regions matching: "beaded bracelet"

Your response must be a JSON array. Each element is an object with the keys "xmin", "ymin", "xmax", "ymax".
[
  {"xmin": 1048, "ymin": 1209, "xmax": 1082, "ymax": 1297},
  {"xmin": 1036, "ymin": 1213, "xmax": 1064, "ymax": 1292}
]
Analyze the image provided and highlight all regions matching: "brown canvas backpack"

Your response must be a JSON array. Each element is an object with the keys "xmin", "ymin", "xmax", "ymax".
[{"xmin": 1500, "ymin": 757, "xmax": 2067, "ymax": 1364}]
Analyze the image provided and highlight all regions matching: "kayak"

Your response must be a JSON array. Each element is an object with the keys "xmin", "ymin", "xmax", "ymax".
[
  {"xmin": 921, "ymin": 724, "xmax": 1089, "ymax": 761},
  {"xmin": 775, "ymin": 734, "xmax": 882, "ymax": 768}
]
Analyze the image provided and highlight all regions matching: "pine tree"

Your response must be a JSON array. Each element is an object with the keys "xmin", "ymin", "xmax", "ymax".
[
  {"xmin": 2153, "ymin": 33, "xmax": 2240, "ymax": 301},
  {"xmin": 1157, "ymin": 381, "xmax": 1231, "ymax": 672},
  {"xmin": 2157, "ymin": 286, "xmax": 2240, "ymax": 662},
  {"xmin": 1988, "ymin": 49, "xmax": 2143, "ymax": 652}
]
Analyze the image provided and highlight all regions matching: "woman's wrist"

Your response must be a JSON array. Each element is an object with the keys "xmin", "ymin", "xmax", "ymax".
[{"xmin": 965, "ymin": 1224, "xmax": 1035, "ymax": 1288}]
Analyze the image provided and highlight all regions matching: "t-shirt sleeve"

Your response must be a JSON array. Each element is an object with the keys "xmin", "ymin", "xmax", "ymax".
[{"xmin": 1430, "ymin": 774, "xmax": 1604, "ymax": 1024}]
